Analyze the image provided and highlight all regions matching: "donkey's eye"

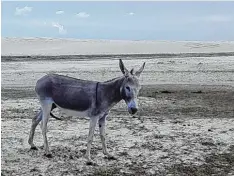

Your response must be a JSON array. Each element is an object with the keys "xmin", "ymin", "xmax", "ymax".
[{"xmin": 126, "ymin": 86, "xmax": 130, "ymax": 91}]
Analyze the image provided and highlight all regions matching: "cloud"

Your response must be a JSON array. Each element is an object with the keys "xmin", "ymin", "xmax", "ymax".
[
  {"xmin": 128, "ymin": 12, "xmax": 135, "ymax": 16},
  {"xmin": 52, "ymin": 22, "xmax": 67, "ymax": 34},
  {"xmin": 76, "ymin": 12, "xmax": 90, "ymax": 18},
  {"xmin": 15, "ymin": 6, "xmax": 33, "ymax": 16},
  {"xmin": 204, "ymin": 15, "xmax": 233, "ymax": 22},
  {"xmin": 56, "ymin": 10, "xmax": 64, "ymax": 15}
]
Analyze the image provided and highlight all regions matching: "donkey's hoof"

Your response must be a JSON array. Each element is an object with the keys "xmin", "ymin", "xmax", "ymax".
[
  {"xmin": 44, "ymin": 153, "xmax": 53, "ymax": 158},
  {"xmin": 86, "ymin": 161, "xmax": 97, "ymax": 166},
  {"xmin": 30, "ymin": 146, "xmax": 38, "ymax": 150}
]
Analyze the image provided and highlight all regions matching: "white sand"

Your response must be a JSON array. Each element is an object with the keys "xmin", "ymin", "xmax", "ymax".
[
  {"xmin": 2, "ymin": 56, "xmax": 234, "ymax": 88},
  {"xmin": 2, "ymin": 37, "xmax": 234, "ymax": 175},
  {"xmin": 2, "ymin": 37, "xmax": 234, "ymax": 56},
  {"xmin": 2, "ymin": 37, "xmax": 234, "ymax": 87}
]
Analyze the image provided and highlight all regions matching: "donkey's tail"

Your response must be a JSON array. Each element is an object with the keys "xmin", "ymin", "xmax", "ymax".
[
  {"xmin": 38, "ymin": 104, "xmax": 62, "ymax": 120},
  {"xmin": 50, "ymin": 112, "xmax": 62, "ymax": 120},
  {"xmin": 50, "ymin": 103, "xmax": 62, "ymax": 120}
]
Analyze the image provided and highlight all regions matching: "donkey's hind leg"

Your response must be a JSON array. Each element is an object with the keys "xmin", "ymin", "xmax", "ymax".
[
  {"xmin": 28, "ymin": 109, "xmax": 43, "ymax": 150},
  {"xmin": 40, "ymin": 98, "xmax": 53, "ymax": 158}
]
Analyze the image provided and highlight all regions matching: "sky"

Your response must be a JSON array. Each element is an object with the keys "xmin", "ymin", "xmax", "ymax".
[{"xmin": 2, "ymin": 1, "xmax": 234, "ymax": 41}]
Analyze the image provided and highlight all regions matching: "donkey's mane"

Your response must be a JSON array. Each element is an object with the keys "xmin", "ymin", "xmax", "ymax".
[{"xmin": 103, "ymin": 76, "xmax": 124, "ymax": 83}]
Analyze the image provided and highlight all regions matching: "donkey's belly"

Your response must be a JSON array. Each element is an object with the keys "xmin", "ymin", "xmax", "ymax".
[{"xmin": 57, "ymin": 105, "xmax": 89, "ymax": 118}]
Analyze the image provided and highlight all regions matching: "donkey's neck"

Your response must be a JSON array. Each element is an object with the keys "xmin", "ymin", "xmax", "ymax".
[{"xmin": 98, "ymin": 76, "xmax": 125, "ymax": 109}]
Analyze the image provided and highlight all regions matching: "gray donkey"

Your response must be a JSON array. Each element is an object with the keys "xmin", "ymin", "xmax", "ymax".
[{"xmin": 28, "ymin": 59, "xmax": 145, "ymax": 165}]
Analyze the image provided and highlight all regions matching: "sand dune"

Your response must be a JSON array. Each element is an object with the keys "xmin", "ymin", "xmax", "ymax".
[{"xmin": 2, "ymin": 37, "xmax": 234, "ymax": 56}]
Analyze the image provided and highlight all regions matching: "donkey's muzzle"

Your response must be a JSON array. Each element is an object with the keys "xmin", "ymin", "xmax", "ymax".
[{"xmin": 129, "ymin": 107, "xmax": 138, "ymax": 114}]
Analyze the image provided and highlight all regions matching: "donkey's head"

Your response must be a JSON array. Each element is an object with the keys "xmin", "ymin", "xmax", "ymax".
[{"xmin": 119, "ymin": 59, "xmax": 145, "ymax": 115}]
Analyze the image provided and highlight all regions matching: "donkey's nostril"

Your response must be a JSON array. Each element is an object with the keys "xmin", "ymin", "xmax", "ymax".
[{"xmin": 131, "ymin": 107, "xmax": 138, "ymax": 114}]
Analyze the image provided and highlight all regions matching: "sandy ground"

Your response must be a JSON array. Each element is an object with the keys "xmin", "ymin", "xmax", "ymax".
[
  {"xmin": 1, "ymin": 38, "xmax": 234, "ymax": 176},
  {"xmin": 2, "ymin": 38, "xmax": 234, "ymax": 56}
]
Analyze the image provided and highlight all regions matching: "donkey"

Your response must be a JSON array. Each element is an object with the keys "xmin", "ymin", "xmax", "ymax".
[{"xmin": 28, "ymin": 59, "xmax": 145, "ymax": 165}]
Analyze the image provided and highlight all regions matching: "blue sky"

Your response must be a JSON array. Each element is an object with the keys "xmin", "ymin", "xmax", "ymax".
[{"xmin": 2, "ymin": 1, "xmax": 234, "ymax": 41}]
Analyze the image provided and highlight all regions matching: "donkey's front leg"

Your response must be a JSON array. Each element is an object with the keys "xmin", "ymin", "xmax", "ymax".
[
  {"xmin": 85, "ymin": 116, "xmax": 99, "ymax": 165},
  {"xmin": 99, "ymin": 113, "xmax": 117, "ymax": 160}
]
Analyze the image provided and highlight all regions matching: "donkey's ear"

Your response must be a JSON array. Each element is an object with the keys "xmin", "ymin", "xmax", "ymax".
[
  {"xmin": 119, "ymin": 59, "xmax": 129, "ymax": 75},
  {"xmin": 135, "ymin": 62, "xmax": 145, "ymax": 77}
]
